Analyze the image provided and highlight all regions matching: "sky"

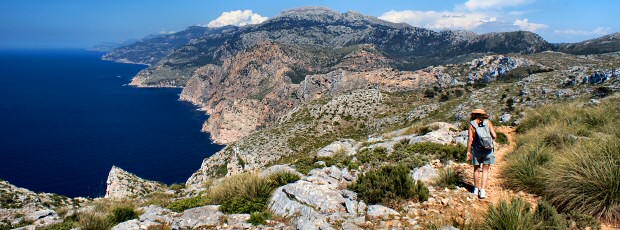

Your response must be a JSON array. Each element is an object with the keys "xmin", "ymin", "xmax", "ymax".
[{"xmin": 0, "ymin": 0, "xmax": 618, "ymax": 48}]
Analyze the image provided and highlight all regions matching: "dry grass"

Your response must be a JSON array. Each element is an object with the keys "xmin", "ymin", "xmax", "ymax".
[{"xmin": 505, "ymin": 94, "xmax": 620, "ymax": 222}]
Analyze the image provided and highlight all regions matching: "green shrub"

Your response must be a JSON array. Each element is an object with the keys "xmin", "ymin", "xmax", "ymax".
[
  {"xmin": 350, "ymin": 164, "xmax": 428, "ymax": 205},
  {"xmin": 208, "ymin": 173, "xmax": 275, "ymax": 214},
  {"xmin": 357, "ymin": 147, "xmax": 390, "ymax": 166},
  {"xmin": 545, "ymin": 139, "xmax": 620, "ymax": 222},
  {"xmin": 220, "ymin": 196, "xmax": 268, "ymax": 214},
  {"xmin": 40, "ymin": 220, "xmax": 77, "ymax": 230},
  {"xmin": 292, "ymin": 156, "xmax": 320, "ymax": 175},
  {"xmin": 565, "ymin": 211, "xmax": 601, "ymax": 230},
  {"xmin": 434, "ymin": 168, "xmax": 466, "ymax": 189},
  {"xmin": 248, "ymin": 211, "xmax": 271, "ymax": 226},
  {"xmin": 502, "ymin": 144, "xmax": 551, "ymax": 195},
  {"xmin": 358, "ymin": 142, "xmax": 466, "ymax": 170},
  {"xmin": 107, "ymin": 206, "xmax": 139, "ymax": 224},
  {"xmin": 169, "ymin": 183, "xmax": 185, "ymax": 192},
  {"xmin": 166, "ymin": 196, "xmax": 207, "ymax": 212},
  {"xmin": 482, "ymin": 197, "xmax": 534, "ymax": 230},
  {"xmin": 534, "ymin": 200, "xmax": 567, "ymax": 229},
  {"xmin": 495, "ymin": 131, "xmax": 509, "ymax": 145},
  {"xmin": 0, "ymin": 223, "xmax": 9, "ymax": 230}
]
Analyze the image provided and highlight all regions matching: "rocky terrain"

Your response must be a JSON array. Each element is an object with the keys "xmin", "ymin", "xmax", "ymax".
[{"xmin": 2, "ymin": 6, "xmax": 620, "ymax": 230}]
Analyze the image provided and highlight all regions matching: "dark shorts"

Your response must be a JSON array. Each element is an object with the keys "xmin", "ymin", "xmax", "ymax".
[{"xmin": 472, "ymin": 148, "xmax": 495, "ymax": 165}]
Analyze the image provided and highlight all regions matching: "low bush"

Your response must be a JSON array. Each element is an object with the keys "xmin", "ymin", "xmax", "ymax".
[
  {"xmin": 534, "ymin": 200, "xmax": 567, "ymax": 229},
  {"xmin": 248, "ymin": 211, "xmax": 271, "ymax": 226},
  {"xmin": 482, "ymin": 197, "xmax": 534, "ymax": 230},
  {"xmin": 565, "ymin": 211, "xmax": 601, "ymax": 230},
  {"xmin": 107, "ymin": 206, "xmax": 139, "ymax": 224},
  {"xmin": 495, "ymin": 131, "xmax": 509, "ymax": 145},
  {"xmin": 208, "ymin": 173, "xmax": 274, "ymax": 214},
  {"xmin": 350, "ymin": 164, "xmax": 428, "ymax": 205},
  {"xmin": 357, "ymin": 142, "xmax": 466, "ymax": 170},
  {"xmin": 166, "ymin": 196, "xmax": 207, "ymax": 212},
  {"xmin": 434, "ymin": 168, "xmax": 466, "ymax": 189},
  {"xmin": 169, "ymin": 183, "xmax": 185, "ymax": 192},
  {"xmin": 41, "ymin": 220, "xmax": 76, "ymax": 230}
]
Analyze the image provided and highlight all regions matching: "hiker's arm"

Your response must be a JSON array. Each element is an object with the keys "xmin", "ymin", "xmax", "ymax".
[
  {"xmin": 489, "ymin": 121, "xmax": 497, "ymax": 139},
  {"xmin": 467, "ymin": 124, "xmax": 474, "ymax": 160}
]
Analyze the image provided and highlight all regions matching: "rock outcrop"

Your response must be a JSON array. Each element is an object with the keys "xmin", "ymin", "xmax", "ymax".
[
  {"xmin": 268, "ymin": 166, "xmax": 367, "ymax": 229},
  {"xmin": 0, "ymin": 180, "xmax": 84, "ymax": 229},
  {"xmin": 105, "ymin": 166, "xmax": 164, "ymax": 199}
]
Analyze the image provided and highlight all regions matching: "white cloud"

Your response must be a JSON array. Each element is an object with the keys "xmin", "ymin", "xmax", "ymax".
[
  {"xmin": 206, "ymin": 10, "xmax": 267, "ymax": 28},
  {"xmin": 159, "ymin": 31, "xmax": 176, "ymax": 35},
  {"xmin": 554, "ymin": 27, "xmax": 611, "ymax": 36},
  {"xmin": 379, "ymin": 10, "xmax": 497, "ymax": 30},
  {"xmin": 464, "ymin": 0, "xmax": 534, "ymax": 10},
  {"xmin": 513, "ymin": 18, "xmax": 548, "ymax": 32}
]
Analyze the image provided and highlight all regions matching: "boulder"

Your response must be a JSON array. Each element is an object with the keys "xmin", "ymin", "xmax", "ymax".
[
  {"xmin": 172, "ymin": 205, "xmax": 224, "ymax": 229},
  {"xmin": 24, "ymin": 209, "xmax": 61, "ymax": 228},
  {"xmin": 268, "ymin": 166, "xmax": 364, "ymax": 229},
  {"xmin": 139, "ymin": 205, "xmax": 175, "ymax": 224},
  {"xmin": 500, "ymin": 114, "xmax": 512, "ymax": 123},
  {"xmin": 367, "ymin": 205, "xmax": 399, "ymax": 219},
  {"xmin": 317, "ymin": 139, "xmax": 357, "ymax": 157},
  {"xmin": 412, "ymin": 164, "xmax": 438, "ymax": 183}
]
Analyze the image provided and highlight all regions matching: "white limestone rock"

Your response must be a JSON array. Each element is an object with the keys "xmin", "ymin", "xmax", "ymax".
[
  {"xmin": 105, "ymin": 166, "xmax": 164, "ymax": 199},
  {"xmin": 412, "ymin": 164, "xmax": 438, "ymax": 183},
  {"xmin": 24, "ymin": 209, "xmax": 61, "ymax": 228},
  {"xmin": 317, "ymin": 139, "xmax": 358, "ymax": 157},
  {"xmin": 172, "ymin": 205, "xmax": 224, "ymax": 229},
  {"xmin": 367, "ymin": 205, "xmax": 399, "ymax": 219}
]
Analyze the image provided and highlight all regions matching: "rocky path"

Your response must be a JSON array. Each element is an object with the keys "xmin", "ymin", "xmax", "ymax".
[{"xmin": 471, "ymin": 126, "xmax": 538, "ymax": 205}]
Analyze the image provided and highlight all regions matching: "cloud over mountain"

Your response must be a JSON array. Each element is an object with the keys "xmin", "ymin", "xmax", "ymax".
[
  {"xmin": 379, "ymin": 10, "xmax": 496, "ymax": 30},
  {"xmin": 463, "ymin": 0, "xmax": 534, "ymax": 10},
  {"xmin": 207, "ymin": 10, "xmax": 267, "ymax": 28},
  {"xmin": 513, "ymin": 18, "xmax": 548, "ymax": 32}
]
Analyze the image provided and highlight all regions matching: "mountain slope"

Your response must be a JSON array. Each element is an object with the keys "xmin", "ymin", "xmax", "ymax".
[
  {"xmin": 555, "ymin": 32, "xmax": 620, "ymax": 55},
  {"xmin": 106, "ymin": 7, "xmax": 551, "ymax": 87}
]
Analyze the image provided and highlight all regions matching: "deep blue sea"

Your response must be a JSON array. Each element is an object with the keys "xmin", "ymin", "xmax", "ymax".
[{"xmin": 0, "ymin": 49, "xmax": 222, "ymax": 197}]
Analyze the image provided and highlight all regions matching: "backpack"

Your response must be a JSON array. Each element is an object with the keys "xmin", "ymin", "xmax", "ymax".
[{"xmin": 471, "ymin": 119, "xmax": 494, "ymax": 150}]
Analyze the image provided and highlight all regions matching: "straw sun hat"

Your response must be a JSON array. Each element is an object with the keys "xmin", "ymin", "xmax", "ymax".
[{"xmin": 471, "ymin": 109, "xmax": 486, "ymax": 115}]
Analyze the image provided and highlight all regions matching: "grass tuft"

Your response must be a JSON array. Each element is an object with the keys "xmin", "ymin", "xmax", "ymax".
[{"xmin": 434, "ymin": 168, "xmax": 466, "ymax": 189}]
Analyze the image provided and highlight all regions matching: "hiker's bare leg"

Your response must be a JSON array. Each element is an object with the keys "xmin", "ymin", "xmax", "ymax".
[
  {"xmin": 481, "ymin": 164, "xmax": 490, "ymax": 190},
  {"xmin": 474, "ymin": 165, "xmax": 482, "ymax": 188}
]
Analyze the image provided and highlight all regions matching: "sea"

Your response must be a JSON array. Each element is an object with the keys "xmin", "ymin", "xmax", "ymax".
[{"xmin": 0, "ymin": 49, "xmax": 223, "ymax": 198}]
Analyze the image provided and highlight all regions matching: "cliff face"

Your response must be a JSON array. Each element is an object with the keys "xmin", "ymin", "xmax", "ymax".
[{"xmin": 179, "ymin": 42, "xmax": 395, "ymax": 143}]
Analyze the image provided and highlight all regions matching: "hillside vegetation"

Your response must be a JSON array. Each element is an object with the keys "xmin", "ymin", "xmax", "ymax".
[{"xmin": 504, "ymin": 95, "xmax": 620, "ymax": 222}]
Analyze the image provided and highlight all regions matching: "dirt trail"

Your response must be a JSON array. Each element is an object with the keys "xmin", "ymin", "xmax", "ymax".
[{"xmin": 461, "ymin": 126, "xmax": 538, "ymax": 206}]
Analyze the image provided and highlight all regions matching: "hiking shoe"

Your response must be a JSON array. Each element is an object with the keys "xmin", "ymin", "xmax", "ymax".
[
  {"xmin": 479, "ymin": 189, "xmax": 487, "ymax": 199},
  {"xmin": 473, "ymin": 187, "xmax": 479, "ymax": 195}
]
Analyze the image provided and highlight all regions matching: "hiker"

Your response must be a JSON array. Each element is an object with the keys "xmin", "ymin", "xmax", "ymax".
[{"xmin": 467, "ymin": 109, "xmax": 497, "ymax": 199}]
